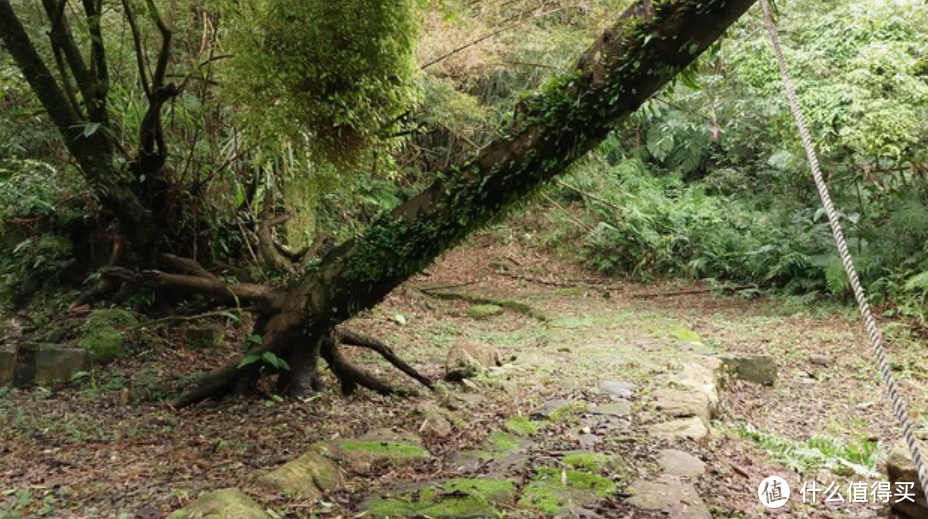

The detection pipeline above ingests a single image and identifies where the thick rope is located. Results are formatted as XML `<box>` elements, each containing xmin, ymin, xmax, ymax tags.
<box><xmin>759</xmin><ymin>0</ymin><xmax>928</xmax><ymax>499</ymax></box>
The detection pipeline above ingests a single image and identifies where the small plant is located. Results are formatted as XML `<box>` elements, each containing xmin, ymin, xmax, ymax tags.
<box><xmin>733</xmin><ymin>423</ymin><xmax>880</xmax><ymax>477</ymax></box>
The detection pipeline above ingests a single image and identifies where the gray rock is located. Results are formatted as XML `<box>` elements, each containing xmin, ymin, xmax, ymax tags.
<box><xmin>627</xmin><ymin>475</ymin><xmax>711</xmax><ymax>519</ymax></box>
<box><xmin>599</xmin><ymin>380</ymin><xmax>635</xmax><ymax>399</ymax></box>
<box><xmin>809</xmin><ymin>354</ymin><xmax>833</xmax><ymax>367</ymax></box>
<box><xmin>167</xmin><ymin>488</ymin><xmax>270</xmax><ymax>519</ymax></box>
<box><xmin>719</xmin><ymin>354</ymin><xmax>777</xmax><ymax>386</ymax></box>
<box><xmin>648</xmin><ymin>417</ymin><xmax>710</xmax><ymax>442</ymax></box>
<box><xmin>664</xmin><ymin>358</ymin><xmax>722</xmax><ymax>412</ymax></box>
<box><xmin>0</xmin><ymin>350</ymin><xmax>14</xmax><ymax>387</ymax></box>
<box><xmin>34</xmin><ymin>347</ymin><xmax>89</xmax><ymax>385</ymax></box>
<box><xmin>451</xmin><ymin>450</ymin><xmax>530</xmax><ymax>475</ymax></box>
<box><xmin>651</xmin><ymin>389</ymin><xmax>712</xmax><ymax>423</ymax></box>
<box><xmin>416</xmin><ymin>404</ymin><xmax>458</xmax><ymax>438</ymax></box>
<box><xmin>571</xmin><ymin>432</ymin><xmax>601</xmax><ymax>448</ymax></box>
<box><xmin>445</xmin><ymin>342</ymin><xmax>502</xmax><ymax>381</ymax></box>
<box><xmin>589</xmin><ymin>401</ymin><xmax>631</xmax><ymax>418</ymax></box>
<box><xmin>256</xmin><ymin>452</ymin><xmax>341</xmax><ymax>498</ymax></box>
<box><xmin>656</xmin><ymin>450</ymin><xmax>706</xmax><ymax>479</ymax></box>
<box><xmin>886</xmin><ymin>439</ymin><xmax>928</xmax><ymax>519</ymax></box>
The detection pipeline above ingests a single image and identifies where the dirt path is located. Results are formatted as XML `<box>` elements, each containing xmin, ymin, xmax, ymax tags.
<box><xmin>2</xmin><ymin>237</ymin><xmax>925</xmax><ymax>518</ymax></box>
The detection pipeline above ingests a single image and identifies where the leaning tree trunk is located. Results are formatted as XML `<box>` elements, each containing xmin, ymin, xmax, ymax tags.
<box><xmin>108</xmin><ymin>0</ymin><xmax>758</xmax><ymax>406</ymax></box>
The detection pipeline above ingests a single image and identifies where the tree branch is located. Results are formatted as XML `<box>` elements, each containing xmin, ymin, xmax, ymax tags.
<box><xmin>101</xmin><ymin>267</ymin><xmax>282</xmax><ymax>308</ymax></box>
<box><xmin>120</xmin><ymin>0</ymin><xmax>152</xmax><ymax>100</ymax></box>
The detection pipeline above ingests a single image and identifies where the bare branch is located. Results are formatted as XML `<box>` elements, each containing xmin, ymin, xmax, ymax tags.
<box><xmin>101</xmin><ymin>267</ymin><xmax>281</xmax><ymax>308</ymax></box>
<box><xmin>120</xmin><ymin>0</ymin><xmax>152</xmax><ymax>99</ymax></box>
<box><xmin>41</xmin><ymin>0</ymin><xmax>94</xmax><ymax>103</ymax></box>
<box><xmin>257</xmin><ymin>192</ymin><xmax>297</xmax><ymax>274</ymax></box>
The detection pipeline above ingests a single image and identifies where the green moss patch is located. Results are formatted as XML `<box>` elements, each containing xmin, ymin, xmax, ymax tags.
<box><xmin>504</xmin><ymin>415</ymin><xmax>541</xmax><ymax>437</ymax></box>
<box><xmin>77</xmin><ymin>309</ymin><xmax>138</xmax><ymax>363</ymax></box>
<box><xmin>366</xmin><ymin>478</ymin><xmax>516</xmax><ymax>518</ymax></box>
<box><xmin>467</xmin><ymin>304</ymin><xmax>504</xmax><ymax>319</ymax></box>
<box><xmin>548</xmin><ymin>401</ymin><xmax>587</xmax><ymax>422</ymax></box>
<box><xmin>485</xmin><ymin>431</ymin><xmax>529</xmax><ymax>452</ymax></box>
<box><xmin>338</xmin><ymin>440</ymin><xmax>430</xmax><ymax>459</ymax></box>
<box><xmin>561</xmin><ymin>451</ymin><xmax>626</xmax><ymax>474</ymax></box>
<box><xmin>518</xmin><ymin>468</ymin><xmax>617</xmax><ymax>515</ymax></box>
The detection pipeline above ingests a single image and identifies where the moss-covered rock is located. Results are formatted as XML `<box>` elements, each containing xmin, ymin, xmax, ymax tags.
<box><xmin>503</xmin><ymin>415</ymin><xmax>541</xmax><ymax>437</ymax></box>
<box><xmin>366</xmin><ymin>478</ymin><xmax>516</xmax><ymax>519</ymax></box>
<box><xmin>466</xmin><ymin>304</ymin><xmax>504</xmax><ymax>319</ymax></box>
<box><xmin>313</xmin><ymin>433</ymin><xmax>431</xmax><ymax>471</ymax></box>
<box><xmin>77</xmin><ymin>309</ymin><xmax>138</xmax><ymax>363</ymax></box>
<box><xmin>518</xmin><ymin>468</ymin><xmax>617</xmax><ymax>515</ymax></box>
<box><xmin>560</xmin><ymin>451</ymin><xmax>626</xmax><ymax>474</ymax></box>
<box><xmin>484</xmin><ymin>430</ymin><xmax>531</xmax><ymax>453</ymax></box>
<box><xmin>167</xmin><ymin>488</ymin><xmax>270</xmax><ymax>519</ymax></box>
<box><xmin>256</xmin><ymin>452</ymin><xmax>342</xmax><ymax>498</ymax></box>
<box><xmin>183</xmin><ymin>324</ymin><xmax>226</xmax><ymax>349</ymax></box>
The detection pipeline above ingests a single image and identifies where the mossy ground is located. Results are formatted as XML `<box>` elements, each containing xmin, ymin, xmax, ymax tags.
<box><xmin>467</xmin><ymin>304</ymin><xmax>504</xmax><ymax>319</ymax></box>
<box><xmin>337</xmin><ymin>440</ymin><xmax>430</xmax><ymax>459</ymax></box>
<box><xmin>485</xmin><ymin>430</ymin><xmax>526</xmax><ymax>452</ymax></box>
<box><xmin>518</xmin><ymin>468</ymin><xmax>617</xmax><ymax>514</ymax></box>
<box><xmin>367</xmin><ymin>478</ymin><xmax>516</xmax><ymax>518</ymax></box>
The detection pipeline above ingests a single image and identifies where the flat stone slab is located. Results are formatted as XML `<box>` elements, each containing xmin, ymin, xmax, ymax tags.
<box><xmin>365</xmin><ymin>478</ymin><xmax>517</xmax><ymax>518</ymax></box>
<box><xmin>167</xmin><ymin>488</ymin><xmax>270</xmax><ymax>519</ymax></box>
<box><xmin>451</xmin><ymin>450</ymin><xmax>530</xmax><ymax>475</ymax></box>
<box><xmin>589</xmin><ymin>401</ymin><xmax>631</xmax><ymax>417</ymax></box>
<box><xmin>651</xmin><ymin>388</ymin><xmax>712</xmax><ymax>423</ymax></box>
<box><xmin>34</xmin><ymin>347</ymin><xmax>89</xmax><ymax>385</ymax></box>
<box><xmin>648</xmin><ymin>417</ymin><xmax>709</xmax><ymax>442</ymax></box>
<box><xmin>519</xmin><ymin>468</ymin><xmax>617</xmax><ymax>515</ymax></box>
<box><xmin>0</xmin><ymin>350</ymin><xmax>14</xmax><ymax>387</ymax></box>
<box><xmin>656</xmin><ymin>450</ymin><xmax>706</xmax><ymax>480</ymax></box>
<box><xmin>256</xmin><ymin>451</ymin><xmax>341</xmax><ymax>498</ymax></box>
<box><xmin>627</xmin><ymin>476</ymin><xmax>711</xmax><ymax>519</ymax></box>
<box><xmin>599</xmin><ymin>380</ymin><xmax>635</xmax><ymax>399</ymax></box>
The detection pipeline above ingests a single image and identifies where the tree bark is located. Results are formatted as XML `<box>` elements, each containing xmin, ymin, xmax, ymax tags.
<box><xmin>169</xmin><ymin>0</ymin><xmax>758</xmax><ymax>406</ymax></box>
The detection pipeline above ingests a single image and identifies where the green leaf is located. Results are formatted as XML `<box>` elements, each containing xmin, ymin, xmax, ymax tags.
<box><xmin>237</xmin><ymin>353</ymin><xmax>261</xmax><ymax>369</ymax></box>
<box><xmin>83</xmin><ymin>122</ymin><xmax>101</xmax><ymax>138</ymax></box>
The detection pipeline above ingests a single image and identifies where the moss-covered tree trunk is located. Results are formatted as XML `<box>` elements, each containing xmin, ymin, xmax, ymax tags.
<box><xmin>157</xmin><ymin>0</ymin><xmax>758</xmax><ymax>406</ymax></box>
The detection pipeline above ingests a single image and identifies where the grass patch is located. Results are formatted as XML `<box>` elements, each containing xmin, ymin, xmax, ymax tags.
<box><xmin>504</xmin><ymin>415</ymin><xmax>540</xmax><ymax>437</ymax></box>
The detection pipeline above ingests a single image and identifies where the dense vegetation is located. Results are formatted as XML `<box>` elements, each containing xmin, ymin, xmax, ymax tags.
<box><xmin>545</xmin><ymin>0</ymin><xmax>928</xmax><ymax>326</ymax></box>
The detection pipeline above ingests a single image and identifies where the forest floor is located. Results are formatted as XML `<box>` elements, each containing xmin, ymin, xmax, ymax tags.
<box><xmin>2</xmin><ymin>230</ymin><xmax>927</xmax><ymax>519</ymax></box>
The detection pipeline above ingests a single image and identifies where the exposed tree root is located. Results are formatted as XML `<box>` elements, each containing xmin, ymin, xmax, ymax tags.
<box><xmin>336</xmin><ymin>328</ymin><xmax>433</xmax><ymax>389</ymax></box>
<box><xmin>322</xmin><ymin>336</ymin><xmax>398</xmax><ymax>396</ymax></box>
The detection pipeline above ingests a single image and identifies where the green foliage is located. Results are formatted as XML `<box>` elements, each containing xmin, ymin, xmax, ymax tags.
<box><xmin>542</xmin><ymin>0</ymin><xmax>928</xmax><ymax>328</ymax></box>
<box><xmin>734</xmin><ymin>424</ymin><xmax>880</xmax><ymax>477</ymax></box>
<box><xmin>218</xmin><ymin>0</ymin><xmax>420</xmax><ymax>166</ymax></box>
